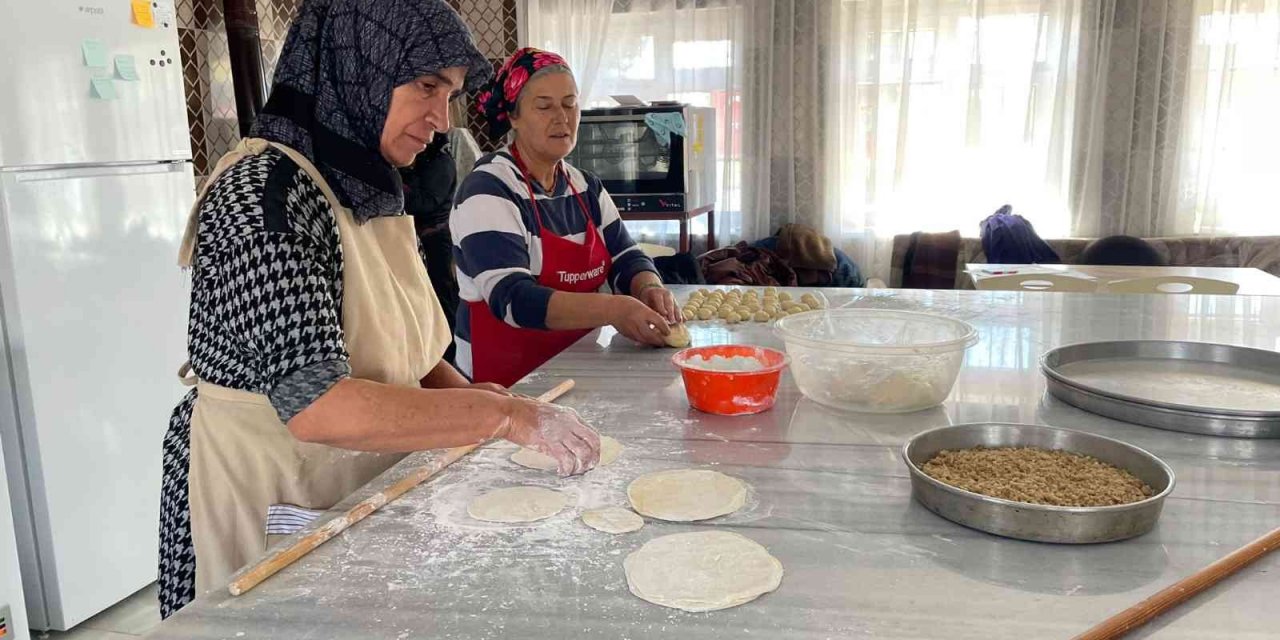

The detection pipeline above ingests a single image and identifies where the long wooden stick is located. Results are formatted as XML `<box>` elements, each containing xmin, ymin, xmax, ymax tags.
<box><xmin>1073</xmin><ymin>525</ymin><xmax>1280</xmax><ymax>640</ymax></box>
<box><xmin>227</xmin><ymin>379</ymin><xmax>576</xmax><ymax>597</ymax></box>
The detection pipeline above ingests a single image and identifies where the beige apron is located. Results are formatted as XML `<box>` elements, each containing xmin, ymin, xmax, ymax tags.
<box><xmin>176</xmin><ymin>138</ymin><xmax>450</xmax><ymax>593</ymax></box>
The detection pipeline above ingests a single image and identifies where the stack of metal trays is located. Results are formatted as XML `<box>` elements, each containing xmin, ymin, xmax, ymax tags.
<box><xmin>1041</xmin><ymin>340</ymin><xmax>1280</xmax><ymax>438</ymax></box>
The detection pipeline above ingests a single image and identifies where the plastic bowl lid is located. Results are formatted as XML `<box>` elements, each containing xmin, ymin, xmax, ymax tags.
<box><xmin>773</xmin><ymin>308</ymin><xmax>978</xmax><ymax>355</ymax></box>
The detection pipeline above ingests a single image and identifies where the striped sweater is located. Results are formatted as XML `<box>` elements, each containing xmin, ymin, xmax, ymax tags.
<box><xmin>450</xmin><ymin>148</ymin><xmax>657</xmax><ymax>378</ymax></box>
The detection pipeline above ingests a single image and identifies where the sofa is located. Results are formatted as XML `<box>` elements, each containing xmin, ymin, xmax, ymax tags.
<box><xmin>889</xmin><ymin>233</ymin><xmax>1280</xmax><ymax>289</ymax></box>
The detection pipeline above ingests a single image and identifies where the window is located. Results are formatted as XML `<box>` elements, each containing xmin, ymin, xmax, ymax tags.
<box><xmin>1179</xmin><ymin>5</ymin><xmax>1280</xmax><ymax>235</ymax></box>
<box><xmin>827</xmin><ymin>1</ymin><xmax>1080</xmax><ymax>241</ymax></box>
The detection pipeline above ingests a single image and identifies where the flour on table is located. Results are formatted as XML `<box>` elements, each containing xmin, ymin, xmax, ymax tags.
<box><xmin>581</xmin><ymin>506</ymin><xmax>645</xmax><ymax>534</ymax></box>
<box><xmin>627</xmin><ymin>469</ymin><xmax>747</xmax><ymax>521</ymax></box>
<box><xmin>467</xmin><ymin>486</ymin><xmax>569</xmax><ymax>523</ymax></box>
<box><xmin>511</xmin><ymin>435</ymin><xmax>624</xmax><ymax>472</ymax></box>
<box><xmin>623</xmin><ymin>530</ymin><xmax>783</xmax><ymax>612</ymax></box>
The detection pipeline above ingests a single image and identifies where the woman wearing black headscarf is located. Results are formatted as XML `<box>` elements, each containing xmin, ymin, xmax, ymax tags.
<box><xmin>158</xmin><ymin>0</ymin><xmax>600</xmax><ymax>617</ymax></box>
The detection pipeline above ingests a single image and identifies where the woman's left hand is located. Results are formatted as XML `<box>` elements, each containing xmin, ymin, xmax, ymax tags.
<box><xmin>466</xmin><ymin>382</ymin><xmax>515</xmax><ymax>396</ymax></box>
<box><xmin>638</xmin><ymin>285</ymin><xmax>680</xmax><ymax>325</ymax></box>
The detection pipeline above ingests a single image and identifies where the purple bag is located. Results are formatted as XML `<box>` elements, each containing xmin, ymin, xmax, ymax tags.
<box><xmin>980</xmin><ymin>205</ymin><xmax>1061</xmax><ymax>264</ymax></box>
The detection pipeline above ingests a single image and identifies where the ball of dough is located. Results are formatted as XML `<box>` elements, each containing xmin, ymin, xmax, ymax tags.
<box><xmin>665</xmin><ymin>323</ymin><xmax>692</xmax><ymax>348</ymax></box>
<box><xmin>752</xmin><ymin>311</ymin><xmax>770</xmax><ymax>322</ymax></box>
<box><xmin>717</xmin><ymin>308</ymin><xmax>735</xmax><ymax>320</ymax></box>
<box><xmin>779</xmin><ymin>292</ymin><xmax>793</xmax><ymax>302</ymax></box>
<box><xmin>806</xmin><ymin>302</ymin><xmax>822</xmax><ymax>311</ymax></box>
<box><xmin>725</xmin><ymin>312</ymin><xmax>741</xmax><ymax>323</ymax></box>
<box><xmin>764</xmin><ymin>286</ymin><xmax>778</xmax><ymax>294</ymax></box>
<box><xmin>682</xmin><ymin>310</ymin><xmax>695</xmax><ymax>322</ymax></box>
<box><xmin>696</xmin><ymin>309</ymin><xmax>714</xmax><ymax>321</ymax></box>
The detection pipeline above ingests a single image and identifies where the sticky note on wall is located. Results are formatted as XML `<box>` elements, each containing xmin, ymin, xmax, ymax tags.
<box><xmin>82</xmin><ymin>39</ymin><xmax>108</xmax><ymax>68</ymax></box>
<box><xmin>115</xmin><ymin>55</ymin><xmax>139</xmax><ymax>81</ymax></box>
<box><xmin>132</xmin><ymin>0</ymin><xmax>155</xmax><ymax>28</ymax></box>
<box><xmin>90</xmin><ymin>76</ymin><xmax>118</xmax><ymax>100</ymax></box>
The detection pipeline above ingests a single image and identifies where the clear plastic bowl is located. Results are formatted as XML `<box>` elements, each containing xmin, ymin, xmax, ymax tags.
<box><xmin>773</xmin><ymin>309</ymin><xmax>978</xmax><ymax>413</ymax></box>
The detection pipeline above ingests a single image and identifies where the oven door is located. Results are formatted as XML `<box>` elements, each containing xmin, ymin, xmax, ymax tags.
<box><xmin>569</xmin><ymin>115</ymin><xmax>685</xmax><ymax>195</ymax></box>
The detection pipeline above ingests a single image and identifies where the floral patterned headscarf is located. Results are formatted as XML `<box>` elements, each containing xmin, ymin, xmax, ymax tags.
<box><xmin>476</xmin><ymin>47</ymin><xmax>572</xmax><ymax>139</ymax></box>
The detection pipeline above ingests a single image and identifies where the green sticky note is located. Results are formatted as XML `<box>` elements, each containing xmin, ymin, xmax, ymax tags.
<box><xmin>82</xmin><ymin>39</ymin><xmax>108</xmax><ymax>68</ymax></box>
<box><xmin>90</xmin><ymin>76</ymin><xmax>117</xmax><ymax>100</ymax></box>
<box><xmin>115</xmin><ymin>55</ymin><xmax>139</xmax><ymax>81</ymax></box>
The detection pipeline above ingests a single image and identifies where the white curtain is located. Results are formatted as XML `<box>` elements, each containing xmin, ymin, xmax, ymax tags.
<box><xmin>524</xmin><ymin>0</ymin><xmax>1280</xmax><ymax>279</ymax></box>
<box><xmin>1177</xmin><ymin>0</ymin><xmax>1280</xmax><ymax>236</ymax></box>
<box><xmin>811</xmin><ymin>0</ymin><xmax>1088</xmax><ymax>279</ymax></box>
<box><xmin>525</xmin><ymin>0</ymin><xmax>746</xmax><ymax>248</ymax></box>
<box><xmin>525</xmin><ymin>0</ymin><xmax>617</xmax><ymax>98</ymax></box>
<box><xmin>1069</xmin><ymin>0</ymin><xmax>1280</xmax><ymax>239</ymax></box>
<box><xmin>739</xmin><ymin>1</ymin><xmax>833</xmax><ymax>245</ymax></box>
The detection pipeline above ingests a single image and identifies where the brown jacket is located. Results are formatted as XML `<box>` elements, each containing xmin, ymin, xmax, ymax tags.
<box><xmin>699</xmin><ymin>242</ymin><xmax>798</xmax><ymax>287</ymax></box>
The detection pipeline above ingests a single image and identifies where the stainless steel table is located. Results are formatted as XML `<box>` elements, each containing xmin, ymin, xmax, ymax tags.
<box><xmin>150</xmin><ymin>288</ymin><xmax>1280</xmax><ymax>639</ymax></box>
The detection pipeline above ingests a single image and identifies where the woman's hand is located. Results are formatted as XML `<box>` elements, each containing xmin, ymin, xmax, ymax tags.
<box><xmin>609</xmin><ymin>296</ymin><xmax>669</xmax><ymax>347</ymax></box>
<box><xmin>638</xmin><ymin>284</ymin><xmax>680</xmax><ymax>325</ymax></box>
<box><xmin>501</xmin><ymin>398</ymin><xmax>601</xmax><ymax>476</ymax></box>
<box><xmin>466</xmin><ymin>381</ymin><xmax>514</xmax><ymax>396</ymax></box>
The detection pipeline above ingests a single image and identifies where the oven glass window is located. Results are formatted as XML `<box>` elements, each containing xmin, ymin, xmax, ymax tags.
<box><xmin>571</xmin><ymin>120</ymin><xmax>672</xmax><ymax>182</ymax></box>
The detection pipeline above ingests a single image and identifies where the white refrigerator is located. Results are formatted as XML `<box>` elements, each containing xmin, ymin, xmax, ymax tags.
<box><xmin>0</xmin><ymin>0</ymin><xmax>192</xmax><ymax>631</ymax></box>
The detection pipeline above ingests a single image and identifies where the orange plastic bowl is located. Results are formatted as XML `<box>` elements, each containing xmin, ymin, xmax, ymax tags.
<box><xmin>671</xmin><ymin>345</ymin><xmax>790</xmax><ymax>416</ymax></box>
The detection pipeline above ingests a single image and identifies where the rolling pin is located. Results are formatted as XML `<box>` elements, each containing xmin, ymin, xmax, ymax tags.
<box><xmin>227</xmin><ymin>378</ymin><xmax>576</xmax><ymax>596</ymax></box>
<box><xmin>1073</xmin><ymin>524</ymin><xmax>1280</xmax><ymax>639</ymax></box>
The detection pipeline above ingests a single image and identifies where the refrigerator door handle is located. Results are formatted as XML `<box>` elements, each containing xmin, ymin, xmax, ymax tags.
<box><xmin>10</xmin><ymin>163</ymin><xmax>190</xmax><ymax>184</ymax></box>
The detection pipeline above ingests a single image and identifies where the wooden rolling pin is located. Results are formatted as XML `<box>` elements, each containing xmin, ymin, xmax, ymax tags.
<box><xmin>1073</xmin><ymin>524</ymin><xmax>1280</xmax><ymax>640</ymax></box>
<box><xmin>228</xmin><ymin>378</ymin><xmax>576</xmax><ymax>597</ymax></box>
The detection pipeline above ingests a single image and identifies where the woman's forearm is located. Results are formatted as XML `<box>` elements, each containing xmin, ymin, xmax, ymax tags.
<box><xmin>420</xmin><ymin>359</ymin><xmax>471</xmax><ymax>389</ymax></box>
<box><xmin>628</xmin><ymin>270</ymin><xmax>663</xmax><ymax>297</ymax></box>
<box><xmin>287</xmin><ymin>378</ymin><xmax>513</xmax><ymax>452</ymax></box>
<box><xmin>543</xmin><ymin>291</ymin><xmax>622</xmax><ymax>330</ymax></box>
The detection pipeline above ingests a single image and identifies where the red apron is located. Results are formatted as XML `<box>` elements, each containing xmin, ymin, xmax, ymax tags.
<box><xmin>468</xmin><ymin>148</ymin><xmax>613</xmax><ymax>387</ymax></box>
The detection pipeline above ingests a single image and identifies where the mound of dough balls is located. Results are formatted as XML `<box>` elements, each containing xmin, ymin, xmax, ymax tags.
<box><xmin>680</xmin><ymin>288</ymin><xmax>823</xmax><ymax>323</ymax></box>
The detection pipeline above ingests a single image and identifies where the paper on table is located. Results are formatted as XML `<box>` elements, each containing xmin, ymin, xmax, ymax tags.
<box><xmin>971</xmin><ymin>266</ymin><xmax>1097</xmax><ymax>280</ymax></box>
<box><xmin>81</xmin><ymin>39</ymin><xmax>109</xmax><ymax>68</ymax></box>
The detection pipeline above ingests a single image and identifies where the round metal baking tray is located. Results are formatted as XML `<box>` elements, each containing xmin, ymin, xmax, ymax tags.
<box><xmin>902</xmin><ymin>423</ymin><xmax>1175</xmax><ymax>544</ymax></box>
<box><xmin>1041</xmin><ymin>340</ymin><xmax>1280</xmax><ymax>438</ymax></box>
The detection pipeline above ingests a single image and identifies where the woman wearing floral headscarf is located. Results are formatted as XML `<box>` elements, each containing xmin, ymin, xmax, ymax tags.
<box><xmin>452</xmin><ymin>48</ymin><xmax>680</xmax><ymax>387</ymax></box>
<box><xmin>157</xmin><ymin>2</ymin><xmax>601</xmax><ymax>617</ymax></box>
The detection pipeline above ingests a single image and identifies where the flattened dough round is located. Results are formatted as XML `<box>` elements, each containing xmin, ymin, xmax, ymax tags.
<box><xmin>624</xmin><ymin>531</ymin><xmax>783</xmax><ymax>612</ymax></box>
<box><xmin>581</xmin><ymin>507</ymin><xmax>645</xmax><ymax>534</ymax></box>
<box><xmin>664</xmin><ymin>323</ymin><xmax>691</xmax><ymax>348</ymax></box>
<box><xmin>467</xmin><ymin>487</ymin><xmax>568</xmax><ymax>523</ymax></box>
<box><xmin>627</xmin><ymin>469</ymin><xmax>747</xmax><ymax>522</ymax></box>
<box><xmin>510</xmin><ymin>435</ymin><xmax>623</xmax><ymax>472</ymax></box>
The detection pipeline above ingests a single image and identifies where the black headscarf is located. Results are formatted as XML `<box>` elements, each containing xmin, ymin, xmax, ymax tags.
<box><xmin>252</xmin><ymin>0</ymin><xmax>491</xmax><ymax>222</ymax></box>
